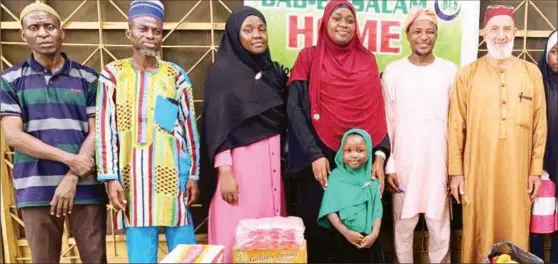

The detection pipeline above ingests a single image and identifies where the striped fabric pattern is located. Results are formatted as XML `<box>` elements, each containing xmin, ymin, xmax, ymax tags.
<box><xmin>95</xmin><ymin>58</ymin><xmax>199</xmax><ymax>228</ymax></box>
<box><xmin>0</xmin><ymin>53</ymin><xmax>104</xmax><ymax>208</ymax></box>
<box><xmin>531</xmin><ymin>171</ymin><xmax>557</xmax><ymax>234</ymax></box>
<box><xmin>160</xmin><ymin>244</ymin><xmax>225</xmax><ymax>263</ymax></box>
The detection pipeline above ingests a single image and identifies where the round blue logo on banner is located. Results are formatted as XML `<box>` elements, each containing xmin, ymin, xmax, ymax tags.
<box><xmin>435</xmin><ymin>0</ymin><xmax>461</xmax><ymax>21</ymax></box>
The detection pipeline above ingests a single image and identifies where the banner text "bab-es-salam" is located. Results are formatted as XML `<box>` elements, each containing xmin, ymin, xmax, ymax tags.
<box><xmin>261</xmin><ymin>0</ymin><xmax>436</xmax><ymax>54</ymax></box>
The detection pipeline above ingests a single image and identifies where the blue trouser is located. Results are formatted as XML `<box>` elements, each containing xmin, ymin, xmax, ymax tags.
<box><xmin>125</xmin><ymin>212</ymin><xmax>196</xmax><ymax>263</ymax></box>
<box><xmin>531</xmin><ymin>232</ymin><xmax>558</xmax><ymax>263</ymax></box>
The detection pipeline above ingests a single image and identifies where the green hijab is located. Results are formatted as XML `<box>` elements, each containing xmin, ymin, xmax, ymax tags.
<box><xmin>317</xmin><ymin>129</ymin><xmax>383</xmax><ymax>234</ymax></box>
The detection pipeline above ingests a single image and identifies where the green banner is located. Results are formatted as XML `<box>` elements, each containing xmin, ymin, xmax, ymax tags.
<box><xmin>244</xmin><ymin>0</ymin><xmax>480</xmax><ymax>71</ymax></box>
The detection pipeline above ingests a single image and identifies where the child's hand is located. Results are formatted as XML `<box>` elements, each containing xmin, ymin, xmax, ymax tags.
<box><xmin>359</xmin><ymin>233</ymin><xmax>378</xmax><ymax>249</ymax></box>
<box><xmin>342</xmin><ymin>230</ymin><xmax>364</xmax><ymax>247</ymax></box>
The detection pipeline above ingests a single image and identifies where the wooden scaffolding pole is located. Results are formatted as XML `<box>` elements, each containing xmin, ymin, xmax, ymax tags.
<box><xmin>1</xmin><ymin>117</ymin><xmax>19</xmax><ymax>264</ymax></box>
<box><xmin>1</xmin><ymin>21</ymin><xmax>226</xmax><ymax>31</ymax></box>
<box><xmin>522</xmin><ymin>0</ymin><xmax>530</xmax><ymax>60</ymax></box>
<box><xmin>0</xmin><ymin>0</ymin><xmax>4</xmax><ymax>260</ymax></box>
<box><xmin>0</xmin><ymin>1</ymin><xmax>20</xmax><ymax>261</ymax></box>
<box><xmin>0</xmin><ymin>2</ymin><xmax>10</xmax><ymax>261</ymax></box>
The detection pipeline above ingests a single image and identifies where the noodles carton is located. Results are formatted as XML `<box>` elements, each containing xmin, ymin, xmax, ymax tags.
<box><xmin>233</xmin><ymin>241</ymin><xmax>307</xmax><ymax>263</ymax></box>
<box><xmin>232</xmin><ymin>216</ymin><xmax>307</xmax><ymax>263</ymax></box>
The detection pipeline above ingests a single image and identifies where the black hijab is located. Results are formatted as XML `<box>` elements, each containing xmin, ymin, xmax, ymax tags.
<box><xmin>199</xmin><ymin>6</ymin><xmax>289</xmax><ymax>209</ymax></box>
<box><xmin>540</xmin><ymin>30</ymin><xmax>558</xmax><ymax>185</ymax></box>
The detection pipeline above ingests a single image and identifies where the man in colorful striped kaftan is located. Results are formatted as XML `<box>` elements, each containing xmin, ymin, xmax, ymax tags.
<box><xmin>95</xmin><ymin>1</ymin><xmax>200</xmax><ymax>262</ymax></box>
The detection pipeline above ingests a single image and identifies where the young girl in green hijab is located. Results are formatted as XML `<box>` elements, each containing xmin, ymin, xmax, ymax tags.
<box><xmin>317</xmin><ymin>129</ymin><xmax>384</xmax><ymax>262</ymax></box>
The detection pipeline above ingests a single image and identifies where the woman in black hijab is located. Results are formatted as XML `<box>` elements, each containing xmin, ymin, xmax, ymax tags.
<box><xmin>530</xmin><ymin>29</ymin><xmax>558</xmax><ymax>262</ymax></box>
<box><xmin>199</xmin><ymin>6</ymin><xmax>289</xmax><ymax>263</ymax></box>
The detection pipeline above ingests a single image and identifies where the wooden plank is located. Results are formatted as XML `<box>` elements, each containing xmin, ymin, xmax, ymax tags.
<box><xmin>1</xmin><ymin>21</ymin><xmax>226</xmax><ymax>31</ymax></box>
<box><xmin>0</xmin><ymin>4</ymin><xmax>16</xmax><ymax>256</ymax></box>
<box><xmin>0</xmin><ymin>1</ymin><xmax>4</xmax><ymax>261</ymax></box>
<box><xmin>0</xmin><ymin>25</ymin><xmax>548</xmax><ymax>38</ymax></box>
<box><xmin>15</xmin><ymin>233</ymin><xmax>208</xmax><ymax>263</ymax></box>
<box><xmin>0</xmin><ymin>0</ymin><xmax>2</xmax><ymax>72</ymax></box>
<box><xmin>60</xmin><ymin>222</ymin><xmax>74</xmax><ymax>263</ymax></box>
<box><xmin>478</xmin><ymin>29</ymin><xmax>553</xmax><ymax>38</ymax></box>
<box><xmin>1</xmin><ymin>133</ymin><xmax>18</xmax><ymax>263</ymax></box>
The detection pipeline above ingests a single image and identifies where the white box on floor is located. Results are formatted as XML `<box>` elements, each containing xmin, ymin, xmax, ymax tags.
<box><xmin>160</xmin><ymin>244</ymin><xmax>225</xmax><ymax>263</ymax></box>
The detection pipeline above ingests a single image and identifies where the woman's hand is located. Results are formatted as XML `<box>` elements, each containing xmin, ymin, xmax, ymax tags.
<box><xmin>312</xmin><ymin>157</ymin><xmax>331</xmax><ymax>189</ymax></box>
<box><xmin>218</xmin><ymin>166</ymin><xmax>239</xmax><ymax>205</ymax></box>
<box><xmin>372</xmin><ymin>156</ymin><xmax>385</xmax><ymax>194</ymax></box>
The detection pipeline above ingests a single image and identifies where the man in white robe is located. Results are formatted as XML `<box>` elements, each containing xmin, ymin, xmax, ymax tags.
<box><xmin>382</xmin><ymin>7</ymin><xmax>457</xmax><ymax>263</ymax></box>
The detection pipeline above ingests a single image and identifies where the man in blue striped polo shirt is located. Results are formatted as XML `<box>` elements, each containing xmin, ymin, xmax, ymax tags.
<box><xmin>0</xmin><ymin>3</ymin><xmax>106</xmax><ymax>263</ymax></box>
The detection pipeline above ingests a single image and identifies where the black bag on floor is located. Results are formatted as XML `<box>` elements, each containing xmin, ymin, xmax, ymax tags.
<box><xmin>484</xmin><ymin>240</ymin><xmax>543</xmax><ymax>264</ymax></box>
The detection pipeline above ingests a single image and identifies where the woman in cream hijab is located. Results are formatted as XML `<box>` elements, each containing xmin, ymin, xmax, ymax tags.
<box><xmin>530</xmin><ymin>30</ymin><xmax>558</xmax><ymax>262</ymax></box>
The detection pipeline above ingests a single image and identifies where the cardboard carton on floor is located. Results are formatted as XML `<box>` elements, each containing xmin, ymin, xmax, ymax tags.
<box><xmin>160</xmin><ymin>244</ymin><xmax>225</xmax><ymax>263</ymax></box>
<box><xmin>233</xmin><ymin>241</ymin><xmax>307</xmax><ymax>263</ymax></box>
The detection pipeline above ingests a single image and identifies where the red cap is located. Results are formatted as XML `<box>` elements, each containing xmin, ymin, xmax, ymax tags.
<box><xmin>484</xmin><ymin>5</ymin><xmax>515</xmax><ymax>27</ymax></box>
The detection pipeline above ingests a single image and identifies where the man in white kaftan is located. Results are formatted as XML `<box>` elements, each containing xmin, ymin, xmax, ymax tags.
<box><xmin>382</xmin><ymin>7</ymin><xmax>457</xmax><ymax>263</ymax></box>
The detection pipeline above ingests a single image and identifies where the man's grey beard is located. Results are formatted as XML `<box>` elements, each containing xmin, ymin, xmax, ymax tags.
<box><xmin>140</xmin><ymin>48</ymin><xmax>158</xmax><ymax>57</ymax></box>
<box><xmin>487</xmin><ymin>40</ymin><xmax>514</xmax><ymax>60</ymax></box>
